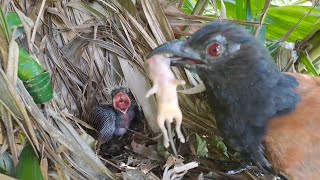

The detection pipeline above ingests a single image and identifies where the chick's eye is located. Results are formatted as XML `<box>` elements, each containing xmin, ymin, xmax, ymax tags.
<box><xmin>208</xmin><ymin>43</ymin><xmax>221</xmax><ymax>57</ymax></box>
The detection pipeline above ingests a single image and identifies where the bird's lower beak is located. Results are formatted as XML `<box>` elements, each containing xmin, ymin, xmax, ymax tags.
<box><xmin>147</xmin><ymin>40</ymin><xmax>205</xmax><ymax>67</ymax></box>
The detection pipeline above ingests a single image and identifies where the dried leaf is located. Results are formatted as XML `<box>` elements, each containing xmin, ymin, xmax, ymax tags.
<box><xmin>131</xmin><ymin>140</ymin><xmax>161</xmax><ymax>161</ymax></box>
<box><xmin>220</xmin><ymin>0</ymin><xmax>227</xmax><ymax>19</ymax></box>
<box><xmin>140</xmin><ymin>0</ymin><xmax>175</xmax><ymax>44</ymax></box>
<box><xmin>7</xmin><ymin>30</ymin><xmax>19</xmax><ymax>87</ymax></box>
<box><xmin>66</xmin><ymin>2</ymin><xmax>108</xmax><ymax>22</ymax></box>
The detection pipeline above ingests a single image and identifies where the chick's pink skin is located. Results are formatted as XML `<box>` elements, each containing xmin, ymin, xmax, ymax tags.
<box><xmin>113</xmin><ymin>92</ymin><xmax>131</xmax><ymax>114</ymax></box>
<box><xmin>145</xmin><ymin>55</ymin><xmax>185</xmax><ymax>147</ymax></box>
<box><xmin>112</xmin><ymin>91</ymin><xmax>135</xmax><ymax>136</ymax></box>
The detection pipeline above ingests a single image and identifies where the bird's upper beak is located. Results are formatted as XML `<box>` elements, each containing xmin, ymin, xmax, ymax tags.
<box><xmin>146</xmin><ymin>40</ymin><xmax>205</xmax><ymax>67</ymax></box>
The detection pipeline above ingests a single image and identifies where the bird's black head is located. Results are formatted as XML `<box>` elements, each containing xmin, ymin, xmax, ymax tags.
<box><xmin>147</xmin><ymin>21</ymin><xmax>270</xmax><ymax>71</ymax></box>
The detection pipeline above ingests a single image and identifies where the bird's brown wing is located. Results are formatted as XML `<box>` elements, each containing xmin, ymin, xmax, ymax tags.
<box><xmin>265</xmin><ymin>72</ymin><xmax>320</xmax><ymax>180</ymax></box>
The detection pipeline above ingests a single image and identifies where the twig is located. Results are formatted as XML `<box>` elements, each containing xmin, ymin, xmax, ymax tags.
<box><xmin>30</xmin><ymin>0</ymin><xmax>47</xmax><ymax>47</ymax></box>
<box><xmin>166</xmin><ymin>121</ymin><xmax>178</xmax><ymax>156</ymax></box>
<box><xmin>254</xmin><ymin>0</ymin><xmax>271</xmax><ymax>38</ymax></box>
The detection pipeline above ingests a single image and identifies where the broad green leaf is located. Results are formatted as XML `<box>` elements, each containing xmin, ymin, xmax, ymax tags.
<box><xmin>266</xmin><ymin>6</ymin><xmax>320</xmax><ymax>41</ymax></box>
<box><xmin>296</xmin><ymin>30</ymin><xmax>320</xmax><ymax>73</ymax></box>
<box><xmin>18</xmin><ymin>48</ymin><xmax>44</xmax><ymax>81</ymax></box>
<box><xmin>6</xmin><ymin>12</ymin><xmax>22</xmax><ymax>29</ymax></box>
<box><xmin>298</xmin><ymin>52</ymin><xmax>319</xmax><ymax>76</ymax></box>
<box><xmin>251</xmin><ymin>0</ymin><xmax>265</xmax><ymax>19</ymax></box>
<box><xmin>245</xmin><ymin>0</ymin><xmax>255</xmax><ymax>34</ymax></box>
<box><xmin>195</xmin><ymin>134</ymin><xmax>208</xmax><ymax>157</ymax></box>
<box><xmin>15</xmin><ymin>143</ymin><xmax>44</xmax><ymax>180</ymax></box>
<box><xmin>215</xmin><ymin>0</ymin><xmax>237</xmax><ymax>19</ymax></box>
<box><xmin>4</xmin><ymin>11</ymin><xmax>53</xmax><ymax>104</ymax></box>
<box><xmin>210</xmin><ymin>135</ymin><xmax>229</xmax><ymax>158</ymax></box>
<box><xmin>182</xmin><ymin>0</ymin><xmax>196</xmax><ymax>14</ymax></box>
<box><xmin>212</xmin><ymin>2</ymin><xmax>320</xmax><ymax>42</ymax></box>
<box><xmin>6</xmin><ymin>12</ymin><xmax>24</xmax><ymax>39</ymax></box>
<box><xmin>272</xmin><ymin>0</ymin><xmax>311</xmax><ymax>6</ymax></box>
<box><xmin>236</xmin><ymin>0</ymin><xmax>246</xmax><ymax>20</ymax></box>
<box><xmin>246</xmin><ymin>0</ymin><xmax>253</xmax><ymax>22</ymax></box>
<box><xmin>24</xmin><ymin>72</ymin><xmax>54</xmax><ymax>104</ymax></box>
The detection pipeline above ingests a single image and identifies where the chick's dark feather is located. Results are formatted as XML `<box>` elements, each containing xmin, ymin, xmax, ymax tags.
<box><xmin>91</xmin><ymin>105</ymin><xmax>117</xmax><ymax>143</ymax></box>
<box><xmin>89</xmin><ymin>87</ymin><xmax>138</xmax><ymax>147</ymax></box>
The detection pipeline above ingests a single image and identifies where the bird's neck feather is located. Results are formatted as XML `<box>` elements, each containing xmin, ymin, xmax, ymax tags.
<box><xmin>198</xmin><ymin>53</ymin><xmax>300</xmax><ymax>155</ymax></box>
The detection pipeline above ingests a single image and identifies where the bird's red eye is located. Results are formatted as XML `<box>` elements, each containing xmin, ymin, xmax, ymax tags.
<box><xmin>208</xmin><ymin>43</ymin><xmax>221</xmax><ymax>56</ymax></box>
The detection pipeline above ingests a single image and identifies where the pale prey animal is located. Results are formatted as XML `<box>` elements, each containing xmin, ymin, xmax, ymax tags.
<box><xmin>146</xmin><ymin>54</ymin><xmax>186</xmax><ymax>148</ymax></box>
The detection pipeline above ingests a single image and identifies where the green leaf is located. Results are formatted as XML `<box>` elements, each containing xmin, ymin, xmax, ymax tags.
<box><xmin>6</xmin><ymin>12</ymin><xmax>23</xmax><ymax>29</ymax></box>
<box><xmin>272</xmin><ymin>0</ymin><xmax>310</xmax><ymax>6</ymax></box>
<box><xmin>251</xmin><ymin>0</ymin><xmax>265</xmax><ymax>18</ymax></box>
<box><xmin>18</xmin><ymin>48</ymin><xmax>44</xmax><ymax>81</ymax></box>
<box><xmin>156</xmin><ymin>139</ymin><xmax>170</xmax><ymax>159</ymax></box>
<box><xmin>4</xmin><ymin>12</ymin><xmax>54</xmax><ymax>104</ymax></box>
<box><xmin>182</xmin><ymin>0</ymin><xmax>196</xmax><ymax>14</ymax></box>
<box><xmin>195</xmin><ymin>133</ymin><xmax>208</xmax><ymax>157</ymax></box>
<box><xmin>210</xmin><ymin>135</ymin><xmax>229</xmax><ymax>158</ymax></box>
<box><xmin>246</xmin><ymin>0</ymin><xmax>253</xmax><ymax>22</ymax></box>
<box><xmin>24</xmin><ymin>71</ymin><xmax>54</xmax><ymax>104</ymax></box>
<box><xmin>6</xmin><ymin>12</ymin><xmax>25</xmax><ymax>39</ymax></box>
<box><xmin>3</xmin><ymin>10</ymin><xmax>53</xmax><ymax>104</ymax></box>
<box><xmin>213</xmin><ymin>2</ymin><xmax>320</xmax><ymax>42</ymax></box>
<box><xmin>215</xmin><ymin>0</ymin><xmax>237</xmax><ymax>19</ymax></box>
<box><xmin>296</xmin><ymin>30</ymin><xmax>320</xmax><ymax>73</ymax></box>
<box><xmin>298</xmin><ymin>52</ymin><xmax>319</xmax><ymax>76</ymax></box>
<box><xmin>15</xmin><ymin>143</ymin><xmax>44</xmax><ymax>180</ymax></box>
<box><xmin>266</xmin><ymin>6</ymin><xmax>320</xmax><ymax>42</ymax></box>
<box><xmin>18</xmin><ymin>47</ymin><xmax>55</xmax><ymax>103</ymax></box>
<box><xmin>236</xmin><ymin>0</ymin><xmax>246</xmax><ymax>20</ymax></box>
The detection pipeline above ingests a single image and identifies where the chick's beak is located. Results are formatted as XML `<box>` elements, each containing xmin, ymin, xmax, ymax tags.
<box><xmin>147</xmin><ymin>40</ymin><xmax>205</xmax><ymax>67</ymax></box>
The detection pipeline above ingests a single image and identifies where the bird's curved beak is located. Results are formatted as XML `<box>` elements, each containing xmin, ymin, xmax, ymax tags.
<box><xmin>147</xmin><ymin>40</ymin><xmax>205</xmax><ymax>67</ymax></box>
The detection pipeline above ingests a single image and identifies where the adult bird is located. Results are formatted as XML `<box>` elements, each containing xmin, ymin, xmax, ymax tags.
<box><xmin>147</xmin><ymin>21</ymin><xmax>320</xmax><ymax>180</ymax></box>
